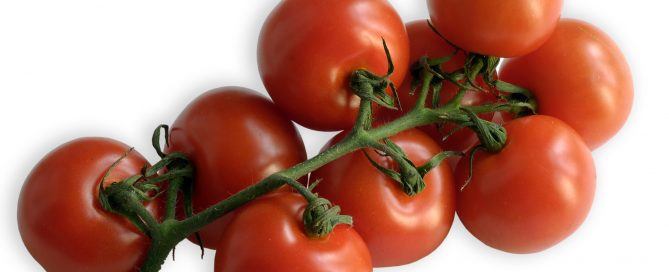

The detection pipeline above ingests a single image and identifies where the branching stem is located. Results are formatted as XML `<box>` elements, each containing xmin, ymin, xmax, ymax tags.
<box><xmin>97</xmin><ymin>44</ymin><xmax>535</xmax><ymax>271</ymax></box>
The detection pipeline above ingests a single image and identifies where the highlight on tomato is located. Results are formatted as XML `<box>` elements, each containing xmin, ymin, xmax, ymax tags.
<box><xmin>455</xmin><ymin>115</ymin><xmax>596</xmax><ymax>253</ymax></box>
<box><xmin>500</xmin><ymin>19</ymin><xmax>633</xmax><ymax>149</ymax></box>
<box><xmin>311</xmin><ymin>129</ymin><xmax>456</xmax><ymax>267</ymax></box>
<box><xmin>427</xmin><ymin>0</ymin><xmax>563</xmax><ymax>57</ymax></box>
<box><xmin>258</xmin><ymin>0</ymin><xmax>410</xmax><ymax>131</ymax></box>
<box><xmin>18</xmin><ymin>138</ymin><xmax>161</xmax><ymax>272</ymax></box>
<box><xmin>214</xmin><ymin>192</ymin><xmax>372</xmax><ymax>272</ymax></box>
<box><xmin>166</xmin><ymin>86</ymin><xmax>307</xmax><ymax>249</ymax></box>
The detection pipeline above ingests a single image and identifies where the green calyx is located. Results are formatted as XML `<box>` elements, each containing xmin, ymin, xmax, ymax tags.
<box><xmin>350</xmin><ymin>38</ymin><xmax>400</xmax><ymax>111</ymax></box>
<box><xmin>99</xmin><ymin>177</ymin><xmax>158</xmax><ymax>236</ymax></box>
<box><xmin>362</xmin><ymin>140</ymin><xmax>424</xmax><ymax>196</ymax></box>
<box><xmin>461</xmin><ymin>108</ymin><xmax>507</xmax><ymax>153</ymax></box>
<box><xmin>303</xmin><ymin>197</ymin><xmax>353</xmax><ymax>238</ymax></box>
<box><xmin>362</xmin><ymin>139</ymin><xmax>462</xmax><ymax>197</ymax></box>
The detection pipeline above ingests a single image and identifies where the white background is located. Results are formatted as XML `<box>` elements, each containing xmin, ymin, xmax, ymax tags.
<box><xmin>1</xmin><ymin>0</ymin><xmax>667</xmax><ymax>271</ymax></box>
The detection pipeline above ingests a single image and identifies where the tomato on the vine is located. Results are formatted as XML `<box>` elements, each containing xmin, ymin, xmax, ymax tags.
<box><xmin>455</xmin><ymin>115</ymin><xmax>596</xmax><ymax>253</ymax></box>
<box><xmin>18</xmin><ymin>138</ymin><xmax>161</xmax><ymax>272</ymax></box>
<box><xmin>311</xmin><ymin>129</ymin><xmax>455</xmax><ymax>267</ymax></box>
<box><xmin>214</xmin><ymin>192</ymin><xmax>372</xmax><ymax>272</ymax></box>
<box><xmin>427</xmin><ymin>0</ymin><xmax>563</xmax><ymax>57</ymax></box>
<box><xmin>258</xmin><ymin>0</ymin><xmax>410</xmax><ymax>131</ymax></box>
<box><xmin>166</xmin><ymin>86</ymin><xmax>307</xmax><ymax>249</ymax></box>
<box><xmin>500</xmin><ymin>19</ymin><xmax>633</xmax><ymax>149</ymax></box>
<box><xmin>379</xmin><ymin>20</ymin><xmax>497</xmax><ymax>168</ymax></box>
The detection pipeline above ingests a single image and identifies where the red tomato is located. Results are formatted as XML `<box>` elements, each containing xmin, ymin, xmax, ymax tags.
<box><xmin>379</xmin><ymin>20</ymin><xmax>497</xmax><ymax>168</ymax></box>
<box><xmin>166</xmin><ymin>86</ymin><xmax>306</xmax><ymax>249</ymax></box>
<box><xmin>455</xmin><ymin>115</ymin><xmax>596</xmax><ymax>253</ymax></box>
<box><xmin>311</xmin><ymin>129</ymin><xmax>455</xmax><ymax>266</ymax></box>
<box><xmin>214</xmin><ymin>192</ymin><xmax>372</xmax><ymax>272</ymax></box>
<box><xmin>18</xmin><ymin>138</ymin><xmax>161</xmax><ymax>272</ymax></box>
<box><xmin>500</xmin><ymin>19</ymin><xmax>633</xmax><ymax>149</ymax></box>
<box><xmin>427</xmin><ymin>0</ymin><xmax>563</xmax><ymax>57</ymax></box>
<box><xmin>258</xmin><ymin>0</ymin><xmax>410</xmax><ymax>131</ymax></box>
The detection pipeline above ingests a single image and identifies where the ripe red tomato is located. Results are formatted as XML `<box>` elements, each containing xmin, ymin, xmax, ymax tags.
<box><xmin>18</xmin><ymin>138</ymin><xmax>161</xmax><ymax>272</ymax></box>
<box><xmin>166</xmin><ymin>86</ymin><xmax>307</xmax><ymax>249</ymax></box>
<box><xmin>455</xmin><ymin>115</ymin><xmax>596</xmax><ymax>253</ymax></box>
<box><xmin>214</xmin><ymin>192</ymin><xmax>372</xmax><ymax>272</ymax></box>
<box><xmin>499</xmin><ymin>19</ymin><xmax>633</xmax><ymax>149</ymax></box>
<box><xmin>258</xmin><ymin>0</ymin><xmax>410</xmax><ymax>131</ymax></box>
<box><xmin>379</xmin><ymin>20</ymin><xmax>497</xmax><ymax>168</ymax></box>
<box><xmin>427</xmin><ymin>0</ymin><xmax>563</xmax><ymax>57</ymax></box>
<box><xmin>311</xmin><ymin>129</ymin><xmax>455</xmax><ymax>267</ymax></box>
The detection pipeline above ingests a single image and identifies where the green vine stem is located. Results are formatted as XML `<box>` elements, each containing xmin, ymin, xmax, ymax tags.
<box><xmin>98</xmin><ymin>41</ymin><xmax>534</xmax><ymax>271</ymax></box>
<box><xmin>136</xmin><ymin>93</ymin><xmax>516</xmax><ymax>271</ymax></box>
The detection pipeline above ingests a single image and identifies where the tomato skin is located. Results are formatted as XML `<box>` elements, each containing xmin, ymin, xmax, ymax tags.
<box><xmin>166</xmin><ymin>86</ymin><xmax>306</xmax><ymax>249</ymax></box>
<box><xmin>500</xmin><ymin>19</ymin><xmax>633</xmax><ymax>149</ymax></box>
<box><xmin>427</xmin><ymin>0</ymin><xmax>563</xmax><ymax>57</ymax></box>
<box><xmin>214</xmin><ymin>192</ymin><xmax>372</xmax><ymax>272</ymax></box>
<box><xmin>258</xmin><ymin>0</ymin><xmax>410</xmax><ymax>131</ymax></box>
<box><xmin>311</xmin><ymin>129</ymin><xmax>455</xmax><ymax>267</ymax></box>
<box><xmin>455</xmin><ymin>115</ymin><xmax>596</xmax><ymax>253</ymax></box>
<box><xmin>18</xmin><ymin>137</ymin><xmax>160</xmax><ymax>272</ymax></box>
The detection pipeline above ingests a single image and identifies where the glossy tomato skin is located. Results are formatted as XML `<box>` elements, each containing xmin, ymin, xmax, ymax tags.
<box><xmin>258</xmin><ymin>0</ymin><xmax>410</xmax><ymax>131</ymax></box>
<box><xmin>214</xmin><ymin>192</ymin><xmax>372</xmax><ymax>272</ymax></box>
<box><xmin>427</xmin><ymin>0</ymin><xmax>563</xmax><ymax>57</ymax></box>
<box><xmin>455</xmin><ymin>115</ymin><xmax>596</xmax><ymax>253</ymax></box>
<box><xmin>18</xmin><ymin>138</ymin><xmax>161</xmax><ymax>272</ymax></box>
<box><xmin>381</xmin><ymin>20</ymin><xmax>497</xmax><ymax>162</ymax></box>
<box><xmin>166</xmin><ymin>86</ymin><xmax>306</xmax><ymax>249</ymax></box>
<box><xmin>312</xmin><ymin>129</ymin><xmax>455</xmax><ymax>267</ymax></box>
<box><xmin>500</xmin><ymin>19</ymin><xmax>633</xmax><ymax>149</ymax></box>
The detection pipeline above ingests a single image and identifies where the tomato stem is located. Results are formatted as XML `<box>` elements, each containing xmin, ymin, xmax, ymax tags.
<box><xmin>274</xmin><ymin>174</ymin><xmax>317</xmax><ymax>202</ymax></box>
<box><xmin>353</xmin><ymin>98</ymin><xmax>373</xmax><ymax>133</ymax></box>
<box><xmin>164</xmin><ymin>176</ymin><xmax>182</xmax><ymax>221</ymax></box>
<box><xmin>412</xmin><ymin>68</ymin><xmax>435</xmax><ymax>111</ymax></box>
<box><xmin>133</xmin><ymin>99</ymin><xmax>510</xmax><ymax>271</ymax></box>
<box><xmin>101</xmin><ymin>43</ymin><xmax>543</xmax><ymax>271</ymax></box>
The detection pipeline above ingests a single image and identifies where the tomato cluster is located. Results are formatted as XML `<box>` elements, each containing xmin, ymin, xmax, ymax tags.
<box><xmin>18</xmin><ymin>0</ymin><xmax>632</xmax><ymax>271</ymax></box>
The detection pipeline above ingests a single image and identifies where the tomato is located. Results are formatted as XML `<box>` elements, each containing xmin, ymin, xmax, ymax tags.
<box><xmin>455</xmin><ymin>115</ymin><xmax>596</xmax><ymax>253</ymax></box>
<box><xmin>379</xmin><ymin>20</ymin><xmax>497</xmax><ymax>168</ymax></box>
<box><xmin>427</xmin><ymin>0</ymin><xmax>563</xmax><ymax>57</ymax></box>
<box><xmin>258</xmin><ymin>0</ymin><xmax>410</xmax><ymax>131</ymax></box>
<box><xmin>499</xmin><ymin>19</ymin><xmax>633</xmax><ymax>149</ymax></box>
<box><xmin>18</xmin><ymin>138</ymin><xmax>161</xmax><ymax>272</ymax></box>
<box><xmin>311</xmin><ymin>129</ymin><xmax>455</xmax><ymax>266</ymax></box>
<box><xmin>166</xmin><ymin>86</ymin><xmax>306</xmax><ymax>249</ymax></box>
<box><xmin>214</xmin><ymin>192</ymin><xmax>372</xmax><ymax>272</ymax></box>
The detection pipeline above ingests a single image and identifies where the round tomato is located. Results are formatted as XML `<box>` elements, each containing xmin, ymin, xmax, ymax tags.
<box><xmin>455</xmin><ymin>115</ymin><xmax>596</xmax><ymax>253</ymax></box>
<box><xmin>166</xmin><ymin>86</ymin><xmax>306</xmax><ymax>249</ymax></box>
<box><xmin>499</xmin><ymin>19</ymin><xmax>633</xmax><ymax>149</ymax></box>
<box><xmin>379</xmin><ymin>20</ymin><xmax>497</xmax><ymax>168</ymax></box>
<box><xmin>258</xmin><ymin>0</ymin><xmax>410</xmax><ymax>131</ymax></box>
<box><xmin>311</xmin><ymin>129</ymin><xmax>455</xmax><ymax>267</ymax></box>
<box><xmin>18</xmin><ymin>138</ymin><xmax>161</xmax><ymax>272</ymax></box>
<box><xmin>427</xmin><ymin>0</ymin><xmax>563</xmax><ymax>57</ymax></box>
<box><xmin>214</xmin><ymin>192</ymin><xmax>372</xmax><ymax>272</ymax></box>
